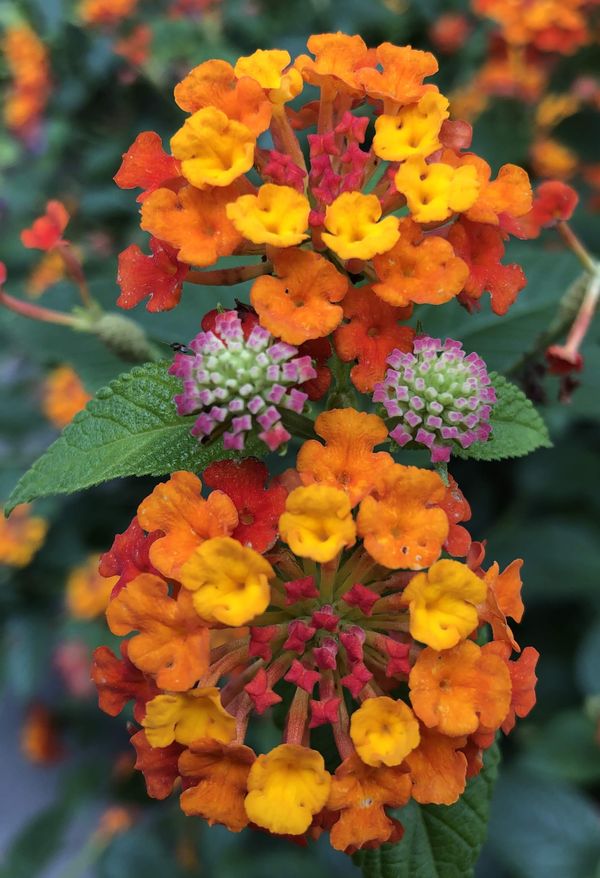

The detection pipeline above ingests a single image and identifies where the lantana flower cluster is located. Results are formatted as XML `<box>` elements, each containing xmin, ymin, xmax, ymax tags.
<box><xmin>114</xmin><ymin>31</ymin><xmax>539</xmax><ymax>336</ymax></box>
<box><xmin>110</xmin><ymin>32</ymin><xmax>582</xmax><ymax>458</ymax></box>
<box><xmin>87</xmin><ymin>34</ymin><xmax>546</xmax><ymax>856</ymax></box>
<box><xmin>93</xmin><ymin>410</ymin><xmax>538</xmax><ymax>851</ymax></box>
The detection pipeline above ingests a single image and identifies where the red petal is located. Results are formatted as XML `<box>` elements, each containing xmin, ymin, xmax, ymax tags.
<box><xmin>117</xmin><ymin>238</ymin><xmax>189</xmax><ymax>312</ymax></box>
<box><xmin>114</xmin><ymin>131</ymin><xmax>180</xmax><ymax>202</ymax></box>
<box><xmin>203</xmin><ymin>458</ymin><xmax>287</xmax><ymax>553</ymax></box>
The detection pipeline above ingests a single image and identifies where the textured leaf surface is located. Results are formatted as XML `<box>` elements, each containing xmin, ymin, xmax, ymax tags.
<box><xmin>354</xmin><ymin>744</ymin><xmax>500</xmax><ymax>878</ymax></box>
<box><xmin>457</xmin><ymin>372</ymin><xmax>551</xmax><ymax>461</ymax></box>
<box><xmin>5</xmin><ymin>361</ymin><xmax>261</xmax><ymax>512</ymax></box>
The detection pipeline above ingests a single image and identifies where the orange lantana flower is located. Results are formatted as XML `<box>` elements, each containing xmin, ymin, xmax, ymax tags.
<box><xmin>405</xmin><ymin>726</ymin><xmax>468</xmax><ymax>804</ymax></box>
<box><xmin>333</xmin><ymin>285</ymin><xmax>414</xmax><ymax>392</ymax></box>
<box><xmin>357</xmin><ymin>43</ymin><xmax>438</xmax><ymax>107</ymax></box>
<box><xmin>295</xmin><ymin>33</ymin><xmax>371</xmax><ymax>93</ymax></box>
<box><xmin>455</xmin><ymin>155</ymin><xmax>533</xmax><ymax>225</ymax></box>
<box><xmin>372</xmin><ymin>218</ymin><xmax>468</xmax><ymax>308</ymax></box>
<box><xmin>137</xmin><ymin>471</ymin><xmax>238</xmax><ymax>579</ymax></box>
<box><xmin>357</xmin><ymin>465</ymin><xmax>448</xmax><ymax>569</ymax></box>
<box><xmin>0</xmin><ymin>504</ymin><xmax>47</xmax><ymax>568</ymax></box>
<box><xmin>106</xmin><ymin>573</ymin><xmax>211</xmax><ymax>691</ymax></box>
<box><xmin>250</xmin><ymin>247</ymin><xmax>347</xmax><ymax>345</ymax></box>
<box><xmin>141</xmin><ymin>182</ymin><xmax>250</xmax><ymax>267</ymax></box>
<box><xmin>297</xmin><ymin>409</ymin><xmax>393</xmax><ymax>506</ymax></box>
<box><xmin>479</xmin><ymin>559</ymin><xmax>524</xmax><ymax>651</ymax></box>
<box><xmin>174</xmin><ymin>59</ymin><xmax>272</xmax><ymax>136</ymax></box>
<box><xmin>66</xmin><ymin>554</ymin><xmax>117</xmax><ymax>619</ymax></box>
<box><xmin>179</xmin><ymin>740</ymin><xmax>256</xmax><ymax>832</ymax></box>
<box><xmin>327</xmin><ymin>753</ymin><xmax>411</xmax><ymax>852</ymax></box>
<box><xmin>42</xmin><ymin>366</ymin><xmax>91</xmax><ymax>429</ymax></box>
<box><xmin>409</xmin><ymin>640</ymin><xmax>512</xmax><ymax>737</ymax></box>
<box><xmin>484</xmin><ymin>641</ymin><xmax>539</xmax><ymax>735</ymax></box>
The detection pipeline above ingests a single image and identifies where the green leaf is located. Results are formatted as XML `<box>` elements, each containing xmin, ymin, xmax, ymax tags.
<box><xmin>354</xmin><ymin>743</ymin><xmax>500</xmax><ymax>878</ymax></box>
<box><xmin>457</xmin><ymin>372</ymin><xmax>552</xmax><ymax>461</ymax></box>
<box><xmin>4</xmin><ymin>361</ymin><xmax>262</xmax><ymax>512</ymax></box>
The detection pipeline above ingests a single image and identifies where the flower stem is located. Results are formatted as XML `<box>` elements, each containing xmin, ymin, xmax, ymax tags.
<box><xmin>186</xmin><ymin>262</ymin><xmax>272</xmax><ymax>286</ymax></box>
<box><xmin>557</xmin><ymin>222</ymin><xmax>598</xmax><ymax>274</ymax></box>
<box><xmin>0</xmin><ymin>289</ymin><xmax>79</xmax><ymax>326</ymax></box>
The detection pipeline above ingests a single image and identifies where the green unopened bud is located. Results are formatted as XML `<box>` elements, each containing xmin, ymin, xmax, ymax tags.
<box><xmin>93</xmin><ymin>313</ymin><xmax>161</xmax><ymax>363</ymax></box>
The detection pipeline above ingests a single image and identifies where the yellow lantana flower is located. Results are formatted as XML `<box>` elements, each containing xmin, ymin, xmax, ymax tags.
<box><xmin>350</xmin><ymin>696</ymin><xmax>420</xmax><ymax>767</ymax></box>
<box><xmin>234</xmin><ymin>48</ymin><xmax>303</xmax><ymax>104</ymax></box>
<box><xmin>394</xmin><ymin>157</ymin><xmax>480</xmax><ymax>223</ymax></box>
<box><xmin>403</xmin><ymin>559</ymin><xmax>487</xmax><ymax>650</ymax></box>
<box><xmin>234</xmin><ymin>48</ymin><xmax>291</xmax><ymax>89</ymax></box>
<box><xmin>142</xmin><ymin>688</ymin><xmax>236</xmax><ymax>748</ymax></box>
<box><xmin>171</xmin><ymin>107</ymin><xmax>255</xmax><ymax>189</ymax></box>
<box><xmin>226</xmin><ymin>183</ymin><xmax>310</xmax><ymax>247</ymax></box>
<box><xmin>279</xmin><ymin>485</ymin><xmax>356</xmax><ymax>563</ymax></box>
<box><xmin>322</xmin><ymin>192</ymin><xmax>400</xmax><ymax>261</ymax></box>
<box><xmin>180</xmin><ymin>537</ymin><xmax>273</xmax><ymax>627</ymax></box>
<box><xmin>373</xmin><ymin>92</ymin><xmax>449</xmax><ymax>162</ymax></box>
<box><xmin>245</xmin><ymin>744</ymin><xmax>331</xmax><ymax>835</ymax></box>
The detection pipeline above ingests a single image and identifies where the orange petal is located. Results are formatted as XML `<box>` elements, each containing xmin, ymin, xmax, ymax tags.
<box><xmin>174</xmin><ymin>58</ymin><xmax>272</xmax><ymax>136</ymax></box>
<box><xmin>357</xmin><ymin>464</ymin><xmax>448</xmax><ymax>569</ymax></box>
<box><xmin>327</xmin><ymin>753</ymin><xmax>411</xmax><ymax>852</ymax></box>
<box><xmin>106</xmin><ymin>573</ymin><xmax>210</xmax><ymax>690</ymax></box>
<box><xmin>250</xmin><ymin>247</ymin><xmax>347</xmax><ymax>345</ymax></box>
<box><xmin>141</xmin><ymin>181</ymin><xmax>251</xmax><ymax>267</ymax></box>
<box><xmin>405</xmin><ymin>726</ymin><xmax>468</xmax><ymax>804</ymax></box>
<box><xmin>373</xmin><ymin>217</ymin><xmax>468</xmax><ymax>308</ymax></box>
<box><xmin>137</xmin><ymin>472</ymin><xmax>238</xmax><ymax>579</ymax></box>
<box><xmin>409</xmin><ymin>640</ymin><xmax>512</xmax><ymax>737</ymax></box>
<box><xmin>179</xmin><ymin>739</ymin><xmax>256</xmax><ymax>832</ymax></box>
<box><xmin>297</xmin><ymin>408</ymin><xmax>394</xmax><ymax>506</ymax></box>
<box><xmin>333</xmin><ymin>284</ymin><xmax>414</xmax><ymax>392</ymax></box>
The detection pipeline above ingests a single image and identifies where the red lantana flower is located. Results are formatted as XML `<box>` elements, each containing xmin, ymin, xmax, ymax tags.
<box><xmin>117</xmin><ymin>237</ymin><xmax>189</xmax><ymax>312</ymax></box>
<box><xmin>202</xmin><ymin>458</ymin><xmax>287</xmax><ymax>553</ymax></box>
<box><xmin>98</xmin><ymin>516</ymin><xmax>162</xmax><ymax>597</ymax></box>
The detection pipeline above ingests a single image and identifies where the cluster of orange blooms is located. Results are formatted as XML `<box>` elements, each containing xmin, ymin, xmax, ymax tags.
<box><xmin>93</xmin><ymin>410</ymin><xmax>538</xmax><ymax>851</ymax></box>
<box><xmin>450</xmin><ymin>0</ymin><xmax>600</xmax><ymax>188</ymax></box>
<box><xmin>114</xmin><ymin>33</ymin><xmax>541</xmax><ymax>324</ymax></box>
<box><xmin>84</xmin><ymin>34</ymin><xmax>549</xmax><ymax>854</ymax></box>
<box><xmin>2</xmin><ymin>24</ymin><xmax>51</xmax><ymax>142</ymax></box>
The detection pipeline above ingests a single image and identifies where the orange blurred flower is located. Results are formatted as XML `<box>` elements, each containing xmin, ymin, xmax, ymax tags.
<box><xmin>66</xmin><ymin>553</ymin><xmax>118</xmax><ymax>619</ymax></box>
<box><xmin>0</xmin><ymin>504</ymin><xmax>47</xmax><ymax>568</ymax></box>
<box><xmin>42</xmin><ymin>365</ymin><xmax>91</xmax><ymax>429</ymax></box>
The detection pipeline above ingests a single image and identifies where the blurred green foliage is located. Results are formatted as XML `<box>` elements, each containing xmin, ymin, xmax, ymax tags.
<box><xmin>1</xmin><ymin>0</ymin><xmax>599</xmax><ymax>876</ymax></box>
